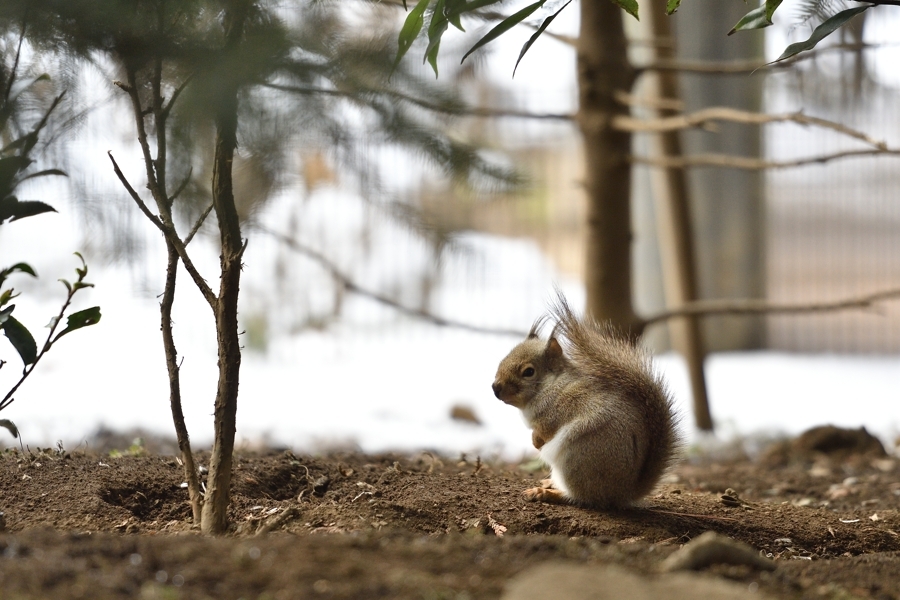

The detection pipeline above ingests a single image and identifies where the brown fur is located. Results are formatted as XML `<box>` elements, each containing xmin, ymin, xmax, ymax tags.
<box><xmin>492</xmin><ymin>294</ymin><xmax>682</xmax><ymax>508</ymax></box>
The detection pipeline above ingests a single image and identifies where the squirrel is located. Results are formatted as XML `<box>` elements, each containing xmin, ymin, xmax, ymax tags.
<box><xmin>492</xmin><ymin>295</ymin><xmax>681</xmax><ymax>508</ymax></box>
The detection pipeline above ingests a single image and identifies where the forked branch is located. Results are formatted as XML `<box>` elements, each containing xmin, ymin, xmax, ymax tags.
<box><xmin>631</xmin><ymin>148</ymin><xmax>900</xmax><ymax>170</ymax></box>
<box><xmin>615</xmin><ymin>106</ymin><xmax>888</xmax><ymax>150</ymax></box>
<box><xmin>107</xmin><ymin>151</ymin><xmax>217</xmax><ymax>306</ymax></box>
<box><xmin>640</xmin><ymin>287</ymin><xmax>900</xmax><ymax>331</ymax></box>
<box><xmin>260</xmin><ymin>226</ymin><xmax>528</xmax><ymax>337</ymax></box>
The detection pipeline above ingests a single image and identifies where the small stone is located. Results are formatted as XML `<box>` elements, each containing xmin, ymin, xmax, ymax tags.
<box><xmin>502</xmin><ymin>561</ymin><xmax>777</xmax><ymax>600</ymax></box>
<box><xmin>773</xmin><ymin>537</ymin><xmax>792</xmax><ymax>546</ymax></box>
<box><xmin>313</xmin><ymin>475</ymin><xmax>330</xmax><ymax>493</ymax></box>
<box><xmin>794</xmin><ymin>425</ymin><xmax>886</xmax><ymax>458</ymax></box>
<box><xmin>661</xmin><ymin>531</ymin><xmax>775</xmax><ymax>572</ymax></box>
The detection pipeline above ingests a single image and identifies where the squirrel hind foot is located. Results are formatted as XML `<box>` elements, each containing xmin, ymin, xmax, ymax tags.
<box><xmin>523</xmin><ymin>486</ymin><xmax>568</xmax><ymax>505</ymax></box>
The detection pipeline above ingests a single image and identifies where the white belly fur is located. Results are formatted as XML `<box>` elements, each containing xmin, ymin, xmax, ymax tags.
<box><xmin>538</xmin><ymin>422</ymin><xmax>575</xmax><ymax>497</ymax></box>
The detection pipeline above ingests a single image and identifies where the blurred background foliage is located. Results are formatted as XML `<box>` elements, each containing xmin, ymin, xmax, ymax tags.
<box><xmin>0</xmin><ymin>0</ymin><xmax>523</xmax><ymax>277</ymax></box>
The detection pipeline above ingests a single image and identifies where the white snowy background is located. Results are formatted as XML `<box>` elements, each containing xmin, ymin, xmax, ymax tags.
<box><xmin>0</xmin><ymin>0</ymin><xmax>898</xmax><ymax>457</ymax></box>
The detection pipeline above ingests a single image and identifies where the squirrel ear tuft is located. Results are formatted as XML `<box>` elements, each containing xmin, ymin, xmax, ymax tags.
<box><xmin>528</xmin><ymin>315</ymin><xmax>548</xmax><ymax>339</ymax></box>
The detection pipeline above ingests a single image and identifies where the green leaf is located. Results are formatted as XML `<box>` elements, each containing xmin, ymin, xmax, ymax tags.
<box><xmin>514</xmin><ymin>0</ymin><xmax>573</xmax><ymax>77</ymax></box>
<box><xmin>728</xmin><ymin>0</ymin><xmax>784</xmax><ymax>35</ymax></box>
<box><xmin>3</xmin><ymin>315</ymin><xmax>37</xmax><ymax>365</ymax></box>
<box><xmin>461</xmin><ymin>0</ymin><xmax>547</xmax><ymax>64</ymax></box>
<box><xmin>666</xmin><ymin>0</ymin><xmax>681</xmax><ymax>14</ymax></box>
<box><xmin>426</xmin><ymin>39</ymin><xmax>442</xmax><ymax>76</ymax></box>
<box><xmin>610</xmin><ymin>0</ymin><xmax>639</xmax><ymax>20</ymax></box>
<box><xmin>0</xmin><ymin>419</ymin><xmax>18</xmax><ymax>439</ymax></box>
<box><xmin>0</xmin><ymin>155</ymin><xmax>31</xmax><ymax>187</ymax></box>
<box><xmin>0</xmin><ymin>304</ymin><xmax>13</xmax><ymax>326</ymax></box>
<box><xmin>0</xmin><ymin>289</ymin><xmax>14</xmax><ymax>307</ymax></box>
<box><xmin>0</xmin><ymin>199</ymin><xmax>57</xmax><ymax>223</ymax></box>
<box><xmin>445</xmin><ymin>0</ymin><xmax>467</xmax><ymax>31</ymax></box>
<box><xmin>18</xmin><ymin>168</ymin><xmax>68</xmax><ymax>183</ymax></box>
<box><xmin>54</xmin><ymin>306</ymin><xmax>102</xmax><ymax>341</ymax></box>
<box><xmin>729</xmin><ymin>4</ymin><xmax>769</xmax><ymax>35</ymax></box>
<box><xmin>425</xmin><ymin>0</ymin><xmax>450</xmax><ymax>75</ymax></box>
<box><xmin>774</xmin><ymin>6</ymin><xmax>870</xmax><ymax>62</ymax></box>
<box><xmin>0</xmin><ymin>263</ymin><xmax>37</xmax><ymax>290</ymax></box>
<box><xmin>395</xmin><ymin>0</ymin><xmax>432</xmax><ymax>70</ymax></box>
<box><xmin>2</xmin><ymin>263</ymin><xmax>37</xmax><ymax>278</ymax></box>
<box><xmin>465</xmin><ymin>0</ymin><xmax>504</xmax><ymax>9</ymax></box>
<box><xmin>766</xmin><ymin>0</ymin><xmax>784</xmax><ymax>22</ymax></box>
<box><xmin>0</xmin><ymin>132</ymin><xmax>37</xmax><ymax>156</ymax></box>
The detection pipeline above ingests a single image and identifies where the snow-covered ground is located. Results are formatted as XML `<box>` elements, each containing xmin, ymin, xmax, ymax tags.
<box><xmin>4</xmin><ymin>294</ymin><xmax>900</xmax><ymax>458</ymax></box>
<box><xmin>2</xmin><ymin>210</ymin><xmax>897</xmax><ymax>458</ymax></box>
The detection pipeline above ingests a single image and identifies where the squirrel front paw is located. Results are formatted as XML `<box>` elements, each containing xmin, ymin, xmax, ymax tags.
<box><xmin>523</xmin><ymin>486</ymin><xmax>568</xmax><ymax>504</ymax></box>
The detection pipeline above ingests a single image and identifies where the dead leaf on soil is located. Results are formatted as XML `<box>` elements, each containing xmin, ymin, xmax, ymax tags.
<box><xmin>487</xmin><ymin>513</ymin><xmax>507</xmax><ymax>538</ymax></box>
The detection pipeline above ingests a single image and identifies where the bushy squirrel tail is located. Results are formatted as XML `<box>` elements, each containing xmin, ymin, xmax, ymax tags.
<box><xmin>548</xmin><ymin>293</ymin><xmax>682</xmax><ymax>499</ymax></box>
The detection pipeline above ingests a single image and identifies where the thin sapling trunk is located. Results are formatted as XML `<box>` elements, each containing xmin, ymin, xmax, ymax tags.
<box><xmin>200</xmin><ymin>0</ymin><xmax>251</xmax><ymax>535</ymax></box>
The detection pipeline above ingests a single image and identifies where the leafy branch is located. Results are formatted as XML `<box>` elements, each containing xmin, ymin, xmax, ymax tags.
<box><xmin>0</xmin><ymin>57</ymin><xmax>101</xmax><ymax>441</ymax></box>
<box><xmin>392</xmin><ymin>0</ymin><xmax>900</xmax><ymax>72</ymax></box>
<box><xmin>1</xmin><ymin>254</ymin><xmax>101</xmax><ymax>416</ymax></box>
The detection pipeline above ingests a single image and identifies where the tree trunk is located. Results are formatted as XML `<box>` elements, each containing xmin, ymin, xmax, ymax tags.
<box><xmin>577</xmin><ymin>0</ymin><xmax>638</xmax><ymax>332</ymax></box>
<box><xmin>200</xmin><ymin>0</ymin><xmax>250</xmax><ymax>536</ymax></box>
<box><xmin>673</xmin><ymin>1</ymin><xmax>765</xmax><ymax>351</ymax></box>
<box><xmin>645</xmin><ymin>0</ymin><xmax>712</xmax><ymax>430</ymax></box>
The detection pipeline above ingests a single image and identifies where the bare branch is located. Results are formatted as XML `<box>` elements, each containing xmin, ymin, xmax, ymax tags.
<box><xmin>169</xmin><ymin>167</ymin><xmax>193</xmax><ymax>204</ymax></box>
<box><xmin>614</xmin><ymin>107</ymin><xmax>888</xmax><ymax>150</ymax></box>
<box><xmin>641</xmin><ymin>287</ymin><xmax>900</xmax><ymax>329</ymax></box>
<box><xmin>185</xmin><ymin>202</ymin><xmax>214</xmax><ymax>246</ymax></box>
<box><xmin>632</xmin><ymin>148</ymin><xmax>900</xmax><ymax>170</ymax></box>
<box><xmin>162</xmin><ymin>73</ymin><xmax>194</xmax><ymax>120</ymax></box>
<box><xmin>107</xmin><ymin>151</ymin><xmax>166</xmax><ymax>232</ymax></box>
<box><xmin>639</xmin><ymin>58</ymin><xmax>767</xmax><ymax>75</ymax></box>
<box><xmin>259</xmin><ymin>226</ymin><xmax>527</xmax><ymax>337</ymax></box>
<box><xmin>637</xmin><ymin>42</ymin><xmax>884</xmax><ymax>75</ymax></box>
<box><xmin>264</xmin><ymin>83</ymin><xmax>573</xmax><ymax>121</ymax></box>
<box><xmin>108</xmin><ymin>152</ymin><xmax>217</xmax><ymax>306</ymax></box>
<box><xmin>168</xmin><ymin>240</ymin><xmax>216</xmax><ymax>308</ymax></box>
<box><xmin>122</xmin><ymin>68</ymin><xmax>167</xmax><ymax>208</ymax></box>
<box><xmin>614</xmin><ymin>90</ymin><xmax>684</xmax><ymax>112</ymax></box>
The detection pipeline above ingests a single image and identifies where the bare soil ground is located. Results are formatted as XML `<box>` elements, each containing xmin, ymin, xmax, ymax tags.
<box><xmin>0</xmin><ymin>432</ymin><xmax>898</xmax><ymax>599</ymax></box>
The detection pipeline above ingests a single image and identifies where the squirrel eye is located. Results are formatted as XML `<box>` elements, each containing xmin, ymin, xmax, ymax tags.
<box><xmin>522</xmin><ymin>366</ymin><xmax>535</xmax><ymax>378</ymax></box>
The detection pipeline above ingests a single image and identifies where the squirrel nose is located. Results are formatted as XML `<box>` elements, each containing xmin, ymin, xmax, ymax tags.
<box><xmin>492</xmin><ymin>382</ymin><xmax>502</xmax><ymax>399</ymax></box>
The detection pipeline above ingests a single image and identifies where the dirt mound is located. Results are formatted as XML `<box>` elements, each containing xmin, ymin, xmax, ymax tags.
<box><xmin>0</xmin><ymin>440</ymin><xmax>898</xmax><ymax>598</ymax></box>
